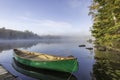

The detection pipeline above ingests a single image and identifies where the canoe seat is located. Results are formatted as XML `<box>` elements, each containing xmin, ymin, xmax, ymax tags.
<box><xmin>21</xmin><ymin>54</ymin><xmax>29</xmax><ymax>57</ymax></box>
<box><xmin>26</xmin><ymin>55</ymin><xmax>38</xmax><ymax>58</ymax></box>
<box><xmin>38</xmin><ymin>54</ymin><xmax>50</xmax><ymax>59</ymax></box>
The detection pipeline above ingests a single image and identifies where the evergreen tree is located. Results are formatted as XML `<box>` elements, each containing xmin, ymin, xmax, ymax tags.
<box><xmin>89</xmin><ymin>0</ymin><xmax>120</xmax><ymax>49</ymax></box>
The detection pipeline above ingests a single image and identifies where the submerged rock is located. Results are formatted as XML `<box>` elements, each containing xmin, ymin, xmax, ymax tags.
<box><xmin>87</xmin><ymin>39</ymin><xmax>93</xmax><ymax>43</ymax></box>
<box><xmin>86</xmin><ymin>47</ymin><xmax>93</xmax><ymax>50</ymax></box>
<box><xmin>94</xmin><ymin>45</ymin><xmax>106</xmax><ymax>51</ymax></box>
<box><xmin>79</xmin><ymin>45</ymin><xmax>86</xmax><ymax>47</ymax></box>
<box><xmin>98</xmin><ymin>47</ymin><xmax>106</xmax><ymax>51</ymax></box>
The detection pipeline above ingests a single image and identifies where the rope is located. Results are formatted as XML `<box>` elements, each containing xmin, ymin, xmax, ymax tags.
<box><xmin>67</xmin><ymin>73</ymin><xmax>73</xmax><ymax>80</ymax></box>
<box><xmin>67</xmin><ymin>60</ymin><xmax>77</xmax><ymax>80</ymax></box>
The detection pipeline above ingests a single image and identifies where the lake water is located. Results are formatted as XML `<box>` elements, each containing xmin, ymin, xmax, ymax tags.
<box><xmin>0</xmin><ymin>39</ymin><xmax>95</xmax><ymax>80</ymax></box>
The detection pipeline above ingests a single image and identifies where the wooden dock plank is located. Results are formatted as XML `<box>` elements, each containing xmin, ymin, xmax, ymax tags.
<box><xmin>0</xmin><ymin>65</ymin><xmax>17</xmax><ymax>80</ymax></box>
<box><xmin>0</xmin><ymin>66</ymin><xmax>8</xmax><ymax>76</ymax></box>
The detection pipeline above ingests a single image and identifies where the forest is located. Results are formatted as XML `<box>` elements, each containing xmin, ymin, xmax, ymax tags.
<box><xmin>0</xmin><ymin>27</ymin><xmax>61</xmax><ymax>40</ymax></box>
<box><xmin>0</xmin><ymin>27</ymin><xmax>40</xmax><ymax>39</ymax></box>
<box><xmin>89</xmin><ymin>0</ymin><xmax>120</xmax><ymax>51</ymax></box>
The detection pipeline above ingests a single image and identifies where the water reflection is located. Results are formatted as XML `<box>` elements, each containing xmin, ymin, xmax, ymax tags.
<box><xmin>93</xmin><ymin>50</ymin><xmax>120</xmax><ymax>80</ymax></box>
<box><xmin>0</xmin><ymin>39</ymin><xmax>95</xmax><ymax>80</ymax></box>
<box><xmin>0</xmin><ymin>40</ymin><xmax>39</xmax><ymax>52</ymax></box>
<box><xmin>12</xmin><ymin>58</ymin><xmax>77</xmax><ymax>80</ymax></box>
<box><xmin>0</xmin><ymin>40</ymin><xmax>65</xmax><ymax>52</ymax></box>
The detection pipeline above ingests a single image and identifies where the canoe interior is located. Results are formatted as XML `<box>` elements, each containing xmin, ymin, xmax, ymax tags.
<box><xmin>14</xmin><ymin>49</ymin><xmax>76</xmax><ymax>61</ymax></box>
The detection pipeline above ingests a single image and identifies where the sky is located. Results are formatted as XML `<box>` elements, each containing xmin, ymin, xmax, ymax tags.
<box><xmin>0</xmin><ymin>0</ymin><xmax>92</xmax><ymax>36</ymax></box>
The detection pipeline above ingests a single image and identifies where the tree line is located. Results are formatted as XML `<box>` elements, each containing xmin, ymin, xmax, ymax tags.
<box><xmin>0</xmin><ymin>27</ymin><xmax>61</xmax><ymax>40</ymax></box>
<box><xmin>0</xmin><ymin>27</ymin><xmax>40</xmax><ymax>39</ymax></box>
<box><xmin>89</xmin><ymin>0</ymin><xmax>120</xmax><ymax>50</ymax></box>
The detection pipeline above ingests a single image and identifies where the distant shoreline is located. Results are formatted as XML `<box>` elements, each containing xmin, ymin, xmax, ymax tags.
<box><xmin>0</xmin><ymin>39</ymin><xmax>40</xmax><ymax>41</ymax></box>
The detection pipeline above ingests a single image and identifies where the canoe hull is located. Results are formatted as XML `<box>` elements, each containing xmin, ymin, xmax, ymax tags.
<box><xmin>12</xmin><ymin>58</ymin><xmax>77</xmax><ymax>80</ymax></box>
<box><xmin>14</xmin><ymin>53</ymin><xmax>78</xmax><ymax>72</ymax></box>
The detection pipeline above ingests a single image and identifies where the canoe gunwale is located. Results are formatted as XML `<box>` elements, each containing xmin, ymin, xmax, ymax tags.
<box><xmin>13</xmin><ymin>49</ymin><xmax>77</xmax><ymax>62</ymax></box>
<box><xmin>14</xmin><ymin>53</ymin><xmax>77</xmax><ymax>62</ymax></box>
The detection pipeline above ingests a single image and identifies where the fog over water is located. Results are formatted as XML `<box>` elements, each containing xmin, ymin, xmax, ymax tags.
<box><xmin>0</xmin><ymin>36</ymin><xmax>95</xmax><ymax>80</ymax></box>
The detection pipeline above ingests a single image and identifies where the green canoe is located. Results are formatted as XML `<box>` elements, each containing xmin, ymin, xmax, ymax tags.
<box><xmin>12</xmin><ymin>58</ymin><xmax>77</xmax><ymax>80</ymax></box>
<box><xmin>13</xmin><ymin>49</ymin><xmax>78</xmax><ymax>72</ymax></box>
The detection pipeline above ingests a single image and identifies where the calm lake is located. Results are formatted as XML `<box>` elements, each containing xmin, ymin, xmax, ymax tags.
<box><xmin>0</xmin><ymin>39</ymin><xmax>95</xmax><ymax>80</ymax></box>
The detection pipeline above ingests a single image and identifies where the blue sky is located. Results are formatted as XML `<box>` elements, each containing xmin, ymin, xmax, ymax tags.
<box><xmin>0</xmin><ymin>0</ymin><xmax>92</xmax><ymax>35</ymax></box>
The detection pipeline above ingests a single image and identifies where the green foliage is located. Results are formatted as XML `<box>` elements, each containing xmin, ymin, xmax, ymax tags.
<box><xmin>89</xmin><ymin>0</ymin><xmax>120</xmax><ymax>49</ymax></box>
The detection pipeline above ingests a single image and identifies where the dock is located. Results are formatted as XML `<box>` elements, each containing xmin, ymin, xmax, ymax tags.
<box><xmin>0</xmin><ymin>64</ymin><xmax>17</xmax><ymax>80</ymax></box>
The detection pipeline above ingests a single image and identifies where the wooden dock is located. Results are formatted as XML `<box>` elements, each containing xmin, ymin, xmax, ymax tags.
<box><xmin>0</xmin><ymin>64</ymin><xmax>17</xmax><ymax>80</ymax></box>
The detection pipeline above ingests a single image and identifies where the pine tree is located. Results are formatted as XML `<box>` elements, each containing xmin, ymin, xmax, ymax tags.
<box><xmin>89</xmin><ymin>0</ymin><xmax>120</xmax><ymax>49</ymax></box>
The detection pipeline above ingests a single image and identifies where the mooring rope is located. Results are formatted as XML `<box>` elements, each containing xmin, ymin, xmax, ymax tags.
<box><xmin>67</xmin><ymin>60</ymin><xmax>78</xmax><ymax>80</ymax></box>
